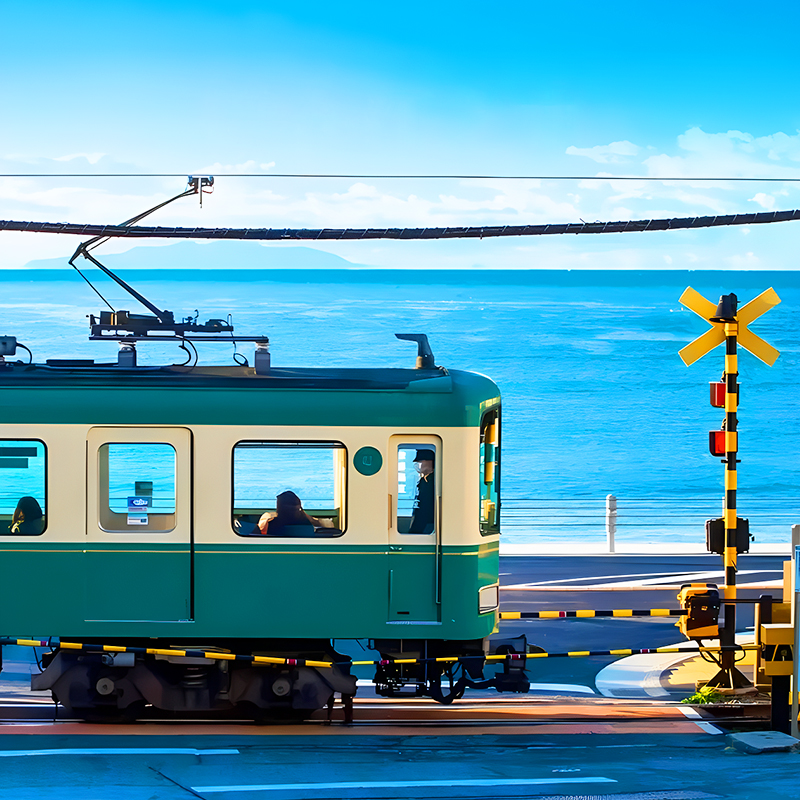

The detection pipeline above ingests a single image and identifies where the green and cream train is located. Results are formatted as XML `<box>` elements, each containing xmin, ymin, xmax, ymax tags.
<box><xmin>0</xmin><ymin>323</ymin><xmax>524</xmax><ymax>720</ymax></box>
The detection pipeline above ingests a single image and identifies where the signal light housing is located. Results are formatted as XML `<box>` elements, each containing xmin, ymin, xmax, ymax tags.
<box><xmin>709</xmin><ymin>381</ymin><xmax>739</xmax><ymax>408</ymax></box>
<box><xmin>705</xmin><ymin>517</ymin><xmax>751</xmax><ymax>555</ymax></box>
<box><xmin>709</xmin><ymin>430</ymin><xmax>726</xmax><ymax>457</ymax></box>
<box><xmin>710</xmin><ymin>381</ymin><xmax>726</xmax><ymax>407</ymax></box>
<box><xmin>677</xmin><ymin>583</ymin><xmax>721</xmax><ymax>640</ymax></box>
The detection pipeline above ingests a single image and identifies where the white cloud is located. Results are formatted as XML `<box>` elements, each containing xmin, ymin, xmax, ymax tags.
<box><xmin>643</xmin><ymin>127</ymin><xmax>800</xmax><ymax>182</ymax></box>
<box><xmin>566</xmin><ymin>140</ymin><xmax>640</xmax><ymax>164</ymax></box>
<box><xmin>53</xmin><ymin>153</ymin><xmax>106</xmax><ymax>164</ymax></box>
<box><xmin>725</xmin><ymin>251</ymin><xmax>761</xmax><ymax>268</ymax></box>
<box><xmin>3</xmin><ymin>130</ymin><xmax>800</xmax><ymax>269</ymax></box>
<box><xmin>195</xmin><ymin>160</ymin><xmax>276</xmax><ymax>174</ymax></box>
<box><xmin>749</xmin><ymin>192</ymin><xmax>776</xmax><ymax>210</ymax></box>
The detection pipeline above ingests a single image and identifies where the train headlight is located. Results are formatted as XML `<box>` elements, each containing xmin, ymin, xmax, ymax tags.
<box><xmin>479</xmin><ymin>584</ymin><xmax>499</xmax><ymax>614</ymax></box>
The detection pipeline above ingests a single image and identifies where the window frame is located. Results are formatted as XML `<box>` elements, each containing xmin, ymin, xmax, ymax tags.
<box><xmin>231</xmin><ymin>439</ymin><xmax>349</xmax><ymax>538</ymax></box>
<box><xmin>393</xmin><ymin>438</ymin><xmax>440</xmax><ymax>537</ymax></box>
<box><xmin>0</xmin><ymin>438</ymin><xmax>48</xmax><ymax>537</ymax></box>
<box><xmin>97</xmin><ymin>441</ymin><xmax>179</xmax><ymax>534</ymax></box>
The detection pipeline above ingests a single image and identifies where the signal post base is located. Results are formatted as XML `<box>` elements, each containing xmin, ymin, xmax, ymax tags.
<box><xmin>703</xmin><ymin>666</ymin><xmax>754</xmax><ymax>691</ymax></box>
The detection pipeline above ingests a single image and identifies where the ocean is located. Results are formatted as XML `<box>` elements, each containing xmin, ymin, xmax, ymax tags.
<box><xmin>1</xmin><ymin>268</ymin><xmax>797</xmax><ymax>546</ymax></box>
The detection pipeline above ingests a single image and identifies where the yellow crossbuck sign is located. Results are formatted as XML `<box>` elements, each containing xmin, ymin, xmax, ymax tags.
<box><xmin>679</xmin><ymin>287</ymin><xmax>781</xmax><ymax>366</ymax></box>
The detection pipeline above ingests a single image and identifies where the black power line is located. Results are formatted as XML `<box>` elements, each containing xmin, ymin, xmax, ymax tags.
<box><xmin>2</xmin><ymin>209</ymin><xmax>799</xmax><ymax>241</ymax></box>
<box><xmin>1</xmin><ymin>173</ymin><xmax>800</xmax><ymax>181</ymax></box>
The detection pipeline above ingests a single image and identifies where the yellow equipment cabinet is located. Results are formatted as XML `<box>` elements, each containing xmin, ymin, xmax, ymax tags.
<box><xmin>676</xmin><ymin>583</ymin><xmax>721</xmax><ymax>640</ymax></box>
<box><xmin>760</xmin><ymin>624</ymin><xmax>794</xmax><ymax>677</ymax></box>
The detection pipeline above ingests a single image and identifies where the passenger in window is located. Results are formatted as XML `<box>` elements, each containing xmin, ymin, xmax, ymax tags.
<box><xmin>9</xmin><ymin>496</ymin><xmax>44</xmax><ymax>535</ymax></box>
<box><xmin>257</xmin><ymin>490</ymin><xmax>333</xmax><ymax>536</ymax></box>
<box><xmin>409</xmin><ymin>449</ymin><xmax>435</xmax><ymax>533</ymax></box>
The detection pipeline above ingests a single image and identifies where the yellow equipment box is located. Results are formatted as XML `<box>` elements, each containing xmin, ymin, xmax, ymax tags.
<box><xmin>676</xmin><ymin>583</ymin><xmax>720</xmax><ymax>640</ymax></box>
<box><xmin>760</xmin><ymin>623</ymin><xmax>794</xmax><ymax>677</ymax></box>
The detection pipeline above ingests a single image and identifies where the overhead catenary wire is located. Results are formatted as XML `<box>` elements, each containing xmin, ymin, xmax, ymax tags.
<box><xmin>2</xmin><ymin>173</ymin><xmax>800</xmax><ymax>182</ymax></box>
<box><xmin>2</xmin><ymin>208</ymin><xmax>800</xmax><ymax>241</ymax></box>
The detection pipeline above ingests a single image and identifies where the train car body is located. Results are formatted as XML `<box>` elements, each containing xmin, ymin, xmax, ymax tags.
<box><xmin>0</xmin><ymin>339</ymin><xmax>520</xmax><ymax>719</ymax></box>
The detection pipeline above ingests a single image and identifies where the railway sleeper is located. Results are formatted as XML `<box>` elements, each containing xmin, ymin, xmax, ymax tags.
<box><xmin>31</xmin><ymin>644</ymin><xmax>356</xmax><ymax>721</ymax></box>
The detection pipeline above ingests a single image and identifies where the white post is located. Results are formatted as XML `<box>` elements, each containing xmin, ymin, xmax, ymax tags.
<box><xmin>791</xmin><ymin>525</ymin><xmax>800</xmax><ymax>739</ymax></box>
<box><xmin>606</xmin><ymin>494</ymin><xmax>617</xmax><ymax>554</ymax></box>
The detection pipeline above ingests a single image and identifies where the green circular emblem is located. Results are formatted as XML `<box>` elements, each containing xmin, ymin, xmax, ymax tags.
<box><xmin>354</xmin><ymin>446</ymin><xmax>383</xmax><ymax>476</ymax></box>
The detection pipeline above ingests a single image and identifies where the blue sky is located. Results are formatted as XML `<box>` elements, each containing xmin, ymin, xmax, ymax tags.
<box><xmin>2</xmin><ymin>1</ymin><xmax>800</xmax><ymax>268</ymax></box>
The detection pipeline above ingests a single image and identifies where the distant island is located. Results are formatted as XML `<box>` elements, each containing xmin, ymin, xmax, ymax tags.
<box><xmin>9</xmin><ymin>241</ymin><xmax>798</xmax><ymax>288</ymax></box>
<box><xmin>20</xmin><ymin>240</ymin><xmax>370</xmax><ymax>271</ymax></box>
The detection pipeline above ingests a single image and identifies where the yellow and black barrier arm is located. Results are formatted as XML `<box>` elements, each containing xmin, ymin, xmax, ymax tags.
<box><xmin>500</xmin><ymin>608</ymin><xmax>686</xmax><ymax>619</ymax></box>
<box><xmin>0</xmin><ymin>636</ymin><xmax>756</xmax><ymax>668</ymax></box>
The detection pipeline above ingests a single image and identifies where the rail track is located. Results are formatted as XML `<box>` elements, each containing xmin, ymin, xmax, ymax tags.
<box><xmin>0</xmin><ymin>695</ymin><xmax>768</xmax><ymax>730</ymax></box>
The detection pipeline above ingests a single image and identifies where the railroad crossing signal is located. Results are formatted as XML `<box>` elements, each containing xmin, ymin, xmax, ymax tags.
<box><xmin>679</xmin><ymin>287</ymin><xmax>781</xmax><ymax>366</ymax></box>
<box><xmin>678</xmin><ymin>286</ymin><xmax>780</xmax><ymax>690</ymax></box>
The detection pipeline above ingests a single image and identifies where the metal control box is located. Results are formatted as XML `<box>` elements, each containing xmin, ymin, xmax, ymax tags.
<box><xmin>760</xmin><ymin>623</ymin><xmax>794</xmax><ymax>677</ymax></box>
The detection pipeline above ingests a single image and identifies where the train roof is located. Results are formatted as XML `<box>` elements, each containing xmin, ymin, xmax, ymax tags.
<box><xmin>0</xmin><ymin>362</ymin><xmax>501</xmax><ymax>427</ymax></box>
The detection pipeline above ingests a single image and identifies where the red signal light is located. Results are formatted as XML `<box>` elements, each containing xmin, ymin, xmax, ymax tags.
<box><xmin>708</xmin><ymin>430</ymin><xmax>726</xmax><ymax>457</ymax></box>
<box><xmin>709</xmin><ymin>382</ymin><xmax>726</xmax><ymax>408</ymax></box>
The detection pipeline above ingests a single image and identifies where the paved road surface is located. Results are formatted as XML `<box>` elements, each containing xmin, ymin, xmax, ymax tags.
<box><xmin>0</xmin><ymin>731</ymin><xmax>796</xmax><ymax>799</ymax></box>
<box><xmin>496</xmin><ymin>553</ymin><xmax>786</xmax><ymax>694</ymax></box>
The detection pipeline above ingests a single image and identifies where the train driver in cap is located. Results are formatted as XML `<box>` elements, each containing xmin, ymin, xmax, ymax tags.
<box><xmin>409</xmin><ymin>449</ymin><xmax>435</xmax><ymax>533</ymax></box>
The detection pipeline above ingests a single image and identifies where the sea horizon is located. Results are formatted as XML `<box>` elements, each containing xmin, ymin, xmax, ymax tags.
<box><xmin>1</xmin><ymin>267</ymin><xmax>796</xmax><ymax>546</ymax></box>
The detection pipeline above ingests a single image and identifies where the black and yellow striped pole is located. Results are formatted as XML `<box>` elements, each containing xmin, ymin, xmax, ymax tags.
<box><xmin>680</xmin><ymin>287</ymin><xmax>780</xmax><ymax>690</ymax></box>
<box><xmin>709</xmin><ymin>295</ymin><xmax>744</xmax><ymax>686</ymax></box>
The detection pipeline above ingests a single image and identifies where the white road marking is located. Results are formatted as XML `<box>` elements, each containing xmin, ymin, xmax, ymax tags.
<box><xmin>505</xmin><ymin>569</ymin><xmax>776</xmax><ymax>591</ymax></box>
<box><xmin>527</xmin><ymin>683</ymin><xmax>596</xmax><ymax>694</ymax></box>
<box><xmin>507</xmin><ymin>570</ymin><xmax>706</xmax><ymax>587</ymax></box>
<box><xmin>355</xmin><ymin>680</ymin><xmax>595</xmax><ymax>695</ymax></box>
<box><xmin>599</xmin><ymin>570</ymin><xmax>759</xmax><ymax>588</ymax></box>
<box><xmin>0</xmin><ymin>748</ymin><xmax>238</xmax><ymax>757</ymax></box>
<box><xmin>595</xmin><ymin>652</ymin><xmax>687</xmax><ymax>699</ymax></box>
<box><xmin>192</xmin><ymin>777</ymin><xmax>618</xmax><ymax>793</ymax></box>
<box><xmin>678</xmin><ymin>704</ymin><xmax>724</xmax><ymax>735</ymax></box>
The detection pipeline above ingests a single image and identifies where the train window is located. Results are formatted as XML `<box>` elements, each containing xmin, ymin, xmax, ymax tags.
<box><xmin>0</xmin><ymin>439</ymin><xmax>46</xmax><ymax>536</ymax></box>
<box><xmin>98</xmin><ymin>443</ymin><xmax>177</xmax><ymax>533</ymax></box>
<box><xmin>232</xmin><ymin>441</ymin><xmax>347</xmax><ymax>537</ymax></box>
<box><xmin>480</xmin><ymin>409</ymin><xmax>500</xmax><ymax>535</ymax></box>
<box><xmin>396</xmin><ymin>443</ymin><xmax>437</xmax><ymax>534</ymax></box>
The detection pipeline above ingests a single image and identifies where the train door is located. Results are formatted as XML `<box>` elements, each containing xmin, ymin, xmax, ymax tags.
<box><xmin>387</xmin><ymin>435</ymin><xmax>441</xmax><ymax>623</ymax></box>
<box><xmin>84</xmin><ymin>427</ymin><xmax>192</xmax><ymax>622</ymax></box>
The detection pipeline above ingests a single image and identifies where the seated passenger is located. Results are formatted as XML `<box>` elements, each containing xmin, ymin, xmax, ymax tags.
<box><xmin>9</xmin><ymin>496</ymin><xmax>44</xmax><ymax>535</ymax></box>
<box><xmin>257</xmin><ymin>490</ymin><xmax>332</xmax><ymax>536</ymax></box>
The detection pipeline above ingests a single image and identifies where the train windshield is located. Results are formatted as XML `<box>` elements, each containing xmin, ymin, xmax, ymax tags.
<box><xmin>232</xmin><ymin>441</ymin><xmax>346</xmax><ymax>537</ymax></box>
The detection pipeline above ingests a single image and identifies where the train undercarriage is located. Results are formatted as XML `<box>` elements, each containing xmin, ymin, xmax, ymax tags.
<box><xmin>29</xmin><ymin>636</ymin><xmax>530</xmax><ymax>722</ymax></box>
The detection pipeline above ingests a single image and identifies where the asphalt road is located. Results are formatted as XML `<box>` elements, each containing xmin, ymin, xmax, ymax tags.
<box><xmin>0</xmin><ymin>732</ymin><xmax>796</xmax><ymax>799</ymax></box>
<box><xmin>495</xmin><ymin>553</ymin><xmax>787</xmax><ymax>692</ymax></box>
